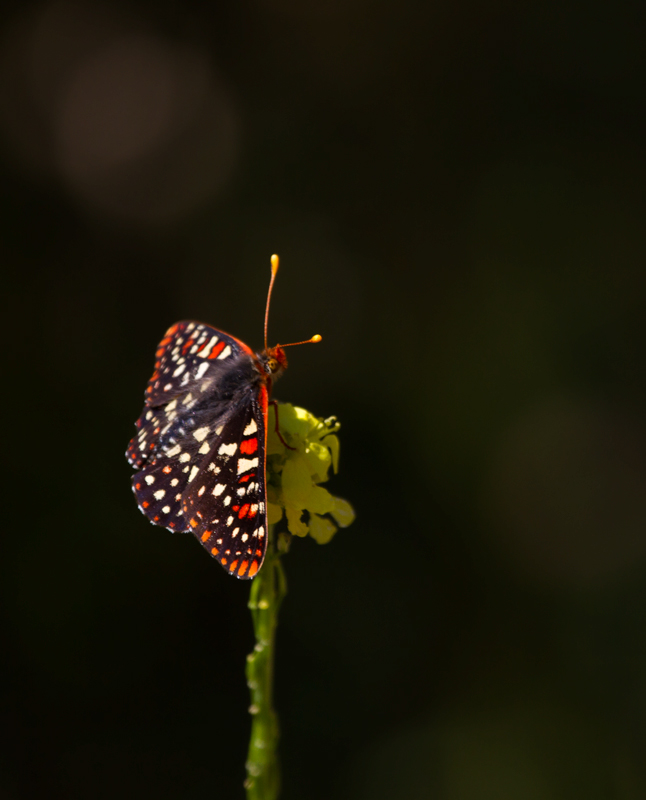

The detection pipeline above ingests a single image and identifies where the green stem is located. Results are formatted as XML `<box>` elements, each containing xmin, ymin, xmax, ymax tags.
<box><xmin>245</xmin><ymin>525</ymin><xmax>287</xmax><ymax>800</ymax></box>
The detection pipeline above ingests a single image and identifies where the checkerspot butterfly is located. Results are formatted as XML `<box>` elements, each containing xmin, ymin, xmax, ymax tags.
<box><xmin>126</xmin><ymin>255</ymin><xmax>321</xmax><ymax>579</ymax></box>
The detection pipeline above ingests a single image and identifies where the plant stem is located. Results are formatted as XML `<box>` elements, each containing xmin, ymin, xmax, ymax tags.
<box><xmin>245</xmin><ymin>526</ymin><xmax>287</xmax><ymax>800</ymax></box>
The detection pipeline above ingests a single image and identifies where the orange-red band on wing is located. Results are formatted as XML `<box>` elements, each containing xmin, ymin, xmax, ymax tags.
<box><xmin>240</xmin><ymin>437</ymin><xmax>258</xmax><ymax>454</ymax></box>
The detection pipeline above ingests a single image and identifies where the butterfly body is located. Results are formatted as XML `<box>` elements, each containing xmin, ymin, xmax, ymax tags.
<box><xmin>127</xmin><ymin>320</ymin><xmax>288</xmax><ymax>579</ymax></box>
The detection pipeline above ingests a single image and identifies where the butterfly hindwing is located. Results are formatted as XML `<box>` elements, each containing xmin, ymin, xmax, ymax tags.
<box><xmin>131</xmin><ymin>460</ymin><xmax>189</xmax><ymax>532</ymax></box>
<box><xmin>130</xmin><ymin>407</ymin><xmax>227</xmax><ymax>533</ymax></box>
<box><xmin>181</xmin><ymin>387</ymin><xmax>269</xmax><ymax>579</ymax></box>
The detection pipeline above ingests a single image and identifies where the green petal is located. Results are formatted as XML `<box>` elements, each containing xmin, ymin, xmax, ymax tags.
<box><xmin>266</xmin><ymin>484</ymin><xmax>281</xmax><ymax>505</ymax></box>
<box><xmin>309</xmin><ymin>514</ymin><xmax>338</xmax><ymax>544</ymax></box>
<box><xmin>282</xmin><ymin>453</ymin><xmax>313</xmax><ymax>508</ymax></box>
<box><xmin>307</xmin><ymin>485</ymin><xmax>336</xmax><ymax>515</ymax></box>
<box><xmin>321</xmin><ymin>434</ymin><xmax>340</xmax><ymax>474</ymax></box>
<box><xmin>286</xmin><ymin>505</ymin><xmax>309</xmax><ymax>537</ymax></box>
<box><xmin>303</xmin><ymin>441</ymin><xmax>332</xmax><ymax>482</ymax></box>
<box><xmin>267</xmin><ymin>502</ymin><xmax>283</xmax><ymax>525</ymax></box>
<box><xmin>330</xmin><ymin>497</ymin><xmax>356</xmax><ymax>528</ymax></box>
<box><xmin>266</xmin><ymin>425</ymin><xmax>284</xmax><ymax>455</ymax></box>
<box><xmin>279</xmin><ymin>404</ymin><xmax>318</xmax><ymax>438</ymax></box>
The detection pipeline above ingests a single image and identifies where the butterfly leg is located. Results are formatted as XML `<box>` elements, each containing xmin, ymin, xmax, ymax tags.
<box><xmin>270</xmin><ymin>400</ymin><xmax>296</xmax><ymax>450</ymax></box>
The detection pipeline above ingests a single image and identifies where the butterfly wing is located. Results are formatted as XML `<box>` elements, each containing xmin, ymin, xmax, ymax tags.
<box><xmin>181</xmin><ymin>386</ymin><xmax>269</xmax><ymax>579</ymax></box>
<box><xmin>128</xmin><ymin>321</ymin><xmax>270</xmax><ymax>578</ymax></box>
<box><xmin>126</xmin><ymin>321</ymin><xmax>253</xmax><ymax>469</ymax></box>
<box><xmin>130</xmin><ymin>419</ymin><xmax>219</xmax><ymax>533</ymax></box>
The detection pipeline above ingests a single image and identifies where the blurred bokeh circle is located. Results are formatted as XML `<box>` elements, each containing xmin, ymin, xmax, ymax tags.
<box><xmin>0</xmin><ymin>1</ymin><xmax>239</xmax><ymax>224</ymax></box>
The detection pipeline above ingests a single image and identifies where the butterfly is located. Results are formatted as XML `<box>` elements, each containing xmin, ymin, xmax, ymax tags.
<box><xmin>126</xmin><ymin>255</ymin><xmax>321</xmax><ymax>578</ymax></box>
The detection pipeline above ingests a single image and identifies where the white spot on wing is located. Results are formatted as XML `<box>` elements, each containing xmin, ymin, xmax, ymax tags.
<box><xmin>154</xmin><ymin>490</ymin><xmax>166</xmax><ymax>500</ymax></box>
<box><xmin>219</xmin><ymin>442</ymin><xmax>237</xmax><ymax>457</ymax></box>
<box><xmin>199</xmin><ymin>441</ymin><xmax>210</xmax><ymax>454</ymax></box>
<box><xmin>166</xmin><ymin>444</ymin><xmax>181</xmax><ymax>457</ymax></box>
<box><xmin>212</xmin><ymin>484</ymin><xmax>226</xmax><ymax>497</ymax></box>
<box><xmin>188</xmin><ymin>465</ymin><xmax>199</xmax><ymax>482</ymax></box>
<box><xmin>244</xmin><ymin>419</ymin><xmax>258</xmax><ymax>435</ymax></box>
<box><xmin>179</xmin><ymin>452</ymin><xmax>191</xmax><ymax>463</ymax></box>
<box><xmin>193</xmin><ymin>427</ymin><xmax>210</xmax><ymax>441</ymax></box>
<box><xmin>173</xmin><ymin>364</ymin><xmax>186</xmax><ymax>377</ymax></box>
<box><xmin>171</xmin><ymin>478</ymin><xmax>179</xmax><ymax>487</ymax></box>
<box><xmin>237</xmin><ymin>457</ymin><xmax>259</xmax><ymax>475</ymax></box>
<box><xmin>162</xmin><ymin>505</ymin><xmax>171</xmax><ymax>513</ymax></box>
<box><xmin>217</xmin><ymin>345</ymin><xmax>232</xmax><ymax>360</ymax></box>
<box><xmin>166</xmin><ymin>399</ymin><xmax>177</xmax><ymax>411</ymax></box>
<box><xmin>145</xmin><ymin>475</ymin><xmax>155</xmax><ymax>485</ymax></box>
<box><xmin>195</xmin><ymin>362</ymin><xmax>209</xmax><ymax>380</ymax></box>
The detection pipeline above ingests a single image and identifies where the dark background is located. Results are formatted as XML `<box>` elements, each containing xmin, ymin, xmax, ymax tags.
<box><xmin>3</xmin><ymin>0</ymin><xmax>646</xmax><ymax>797</ymax></box>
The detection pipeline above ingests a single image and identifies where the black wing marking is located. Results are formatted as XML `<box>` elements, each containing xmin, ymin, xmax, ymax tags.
<box><xmin>181</xmin><ymin>391</ymin><xmax>268</xmax><ymax>579</ymax></box>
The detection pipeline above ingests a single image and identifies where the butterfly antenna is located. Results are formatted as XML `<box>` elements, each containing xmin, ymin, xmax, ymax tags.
<box><xmin>279</xmin><ymin>335</ymin><xmax>322</xmax><ymax>348</ymax></box>
<box><xmin>265</xmin><ymin>253</ymin><xmax>323</xmax><ymax>349</ymax></box>
<box><xmin>264</xmin><ymin>254</ymin><xmax>280</xmax><ymax>351</ymax></box>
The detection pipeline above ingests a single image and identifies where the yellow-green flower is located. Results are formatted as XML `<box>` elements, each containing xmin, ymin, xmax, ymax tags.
<box><xmin>266</xmin><ymin>403</ymin><xmax>355</xmax><ymax>544</ymax></box>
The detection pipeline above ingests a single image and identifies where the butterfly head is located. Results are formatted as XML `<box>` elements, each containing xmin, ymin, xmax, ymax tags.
<box><xmin>266</xmin><ymin>345</ymin><xmax>289</xmax><ymax>375</ymax></box>
<box><xmin>257</xmin><ymin>345</ymin><xmax>288</xmax><ymax>381</ymax></box>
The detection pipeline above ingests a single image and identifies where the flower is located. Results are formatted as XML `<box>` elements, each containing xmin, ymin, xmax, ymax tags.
<box><xmin>266</xmin><ymin>403</ymin><xmax>355</xmax><ymax>544</ymax></box>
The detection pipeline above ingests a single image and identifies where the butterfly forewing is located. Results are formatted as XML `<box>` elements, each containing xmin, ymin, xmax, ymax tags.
<box><xmin>181</xmin><ymin>389</ymin><xmax>268</xmax><ymax>579</ymax></box>
<box><xmin>130</xmin><ymin>405</ymin><xmax>229</xmax><ymax>532</ymax></box>
<box><xmin>144</xmin><ymin>321</ymin><xmax>250</xmax><ymax>408</ymax></box>
<box><xmin>127</xmin><ymin>322</ymin><xmax>250</xmax><ymax>468</ymax></box>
